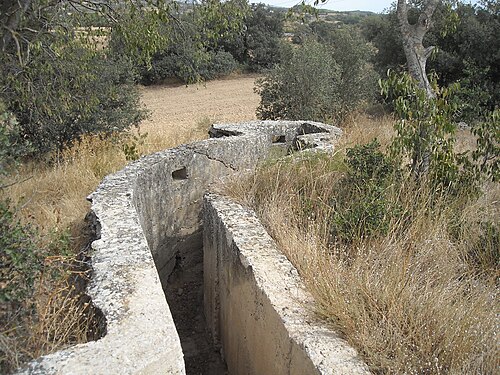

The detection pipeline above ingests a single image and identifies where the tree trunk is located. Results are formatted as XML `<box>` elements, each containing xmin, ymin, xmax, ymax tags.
<box><xmin>397</xmin><ymin>0</ymin><xmax>439</xmax><ymax>178</ymax></box>
<box><xmin>396</xmin><ymin>0</ymin><xmax>439</xmax><ymax>98</ymax></box>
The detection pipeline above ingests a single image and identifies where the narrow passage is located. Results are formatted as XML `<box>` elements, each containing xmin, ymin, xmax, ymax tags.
<box><xmin>164</xmin><ymin>241</ymin><xmax>227</xmax><ymax>375</ymax></box>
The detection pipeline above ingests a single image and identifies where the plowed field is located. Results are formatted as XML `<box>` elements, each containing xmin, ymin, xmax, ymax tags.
<box><xmin>139</xmin><ymin>74</ymin><xmax>261</xmax><ymax>138</ymax></box>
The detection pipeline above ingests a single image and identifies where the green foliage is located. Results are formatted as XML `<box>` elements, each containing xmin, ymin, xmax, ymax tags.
<box><xmin>0</xmin><ymin>201</ymin><xmax>42</xmax><ymax>309</ymax></box>
<box><xmin>255</xmin><ymin>22</ymin><xmax>378</xmax><ymax>123</ymax></box>
<box><xmin>381</xmin><ymin>70</ymin><xmax>462</xmax><ymax>184</ymax></box>
<box><xmin>255</xmin><ymin>41</ymin><xmax>341</xmax><ymax>122</ymax></box>
<box><xmin>133</xmin><ymin>0</ymin><xmax>246</xmax><ymax>84</ymax></box>
<box><xmin>122</xmin><ymin>131</ymin><xmax>148</xmax><ymax>161</ymax></box>
<box><xmin>0</xmin><ymin>104</ymin><xmax>30</xmax><ymax>173</ymax></box>
<box><xmin>1</xmin><ymin>40</ymin><xmax>147</xmax><ymax>156</ymax></box>
<box><xmin>142</xmin><ymin>40</ymin><xmax>238</xmax><ymax>84</ymax></box>
<box><xmin>0</xmin><ymin>0</ymin><xmax>156</xmax><ymax>158</ymax></box>
<box><xmin>329</xmin><ymin>140</ymin><xmax>399</xmax><ymax>244</ymax></box>
<box><xmin>362</xmin><ymin>2</ymin><xmax>499</xmax><ymax>121</ymax></box>
<box><xmin>196</xmin><ymin>0</ymin><xmax>250</xmax><ymax>50</ymax></box>
<box><xmin>471</xmin><ymin>109</ymin><xmax>499</xmax><ymax>182</ymax></box>
<box><xmin>361</xmin><ymin>12</ymin><xmax>406</xmax><ymax>75</ymax></box>
<box><xmin>220</xmin><ymin>3</ymin><xmax>284</xmax><ymax>71</ymax></box>
<box><xmin>381</xmin><ymin>70</ymin><xmax>498</xmax><ymax>202</ymax></box>
<box><xmin>313</xmin><ymin>25</ymin><xmax>380</xmax><ymax>116</ymax></box>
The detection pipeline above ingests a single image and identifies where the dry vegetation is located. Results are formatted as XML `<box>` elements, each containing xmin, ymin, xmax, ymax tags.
<box><xmin>1</xmin><ymin>75</ymin><xmax>259</xmax><ymax>372</ymax></box>
<box><xmin>222</xmin><ymin>114</ymin><xmax>499</xmax><ymax>374</ymax></box>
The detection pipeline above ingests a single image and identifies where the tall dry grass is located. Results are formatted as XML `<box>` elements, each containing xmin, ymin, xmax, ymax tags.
<box><xmin>222</xmin><ymin>114</ymin><xmax>499</xmax><ymax>374</ymax></box>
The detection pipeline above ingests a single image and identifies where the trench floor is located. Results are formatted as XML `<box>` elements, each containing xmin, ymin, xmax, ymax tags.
<box><xmin>165</xmin><ymin>247</ymin><xmax>227</xmax><ymax>375</ymax></box>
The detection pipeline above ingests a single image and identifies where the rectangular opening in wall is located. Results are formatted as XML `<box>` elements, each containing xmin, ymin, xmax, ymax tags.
<box><xmin>172</xmin><ymin>167</ymin><xmax>188</xmax><ymax>180</ymax></box>
<box><xmin>272</xmin><ymin>135</ymin><xmax>286</xmax><ymax>143</ymax></box>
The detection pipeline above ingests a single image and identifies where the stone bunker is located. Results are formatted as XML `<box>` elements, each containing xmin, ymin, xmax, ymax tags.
<box><xmin>19</xmin><ymin>121</ymin><xmax>369</xmax><ymax>374</ymax></box>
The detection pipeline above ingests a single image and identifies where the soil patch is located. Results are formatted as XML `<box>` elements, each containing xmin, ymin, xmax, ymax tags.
<box><xmin>165</xmin><ymin>243</ymin><xmax>227</xmax><ymax>375</ymax></box>
<box><xmin>140</xmin><ymin>74</ymin><xmax>261</xmax><ymax>138</ymax></box>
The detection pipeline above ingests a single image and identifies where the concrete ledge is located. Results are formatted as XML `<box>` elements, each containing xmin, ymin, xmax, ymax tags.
<box><xmin>18</xmin><ymin>121</ymin><xmax>351</xmax><ymax>374</ymax></box>
<box><xmin>203</xmin><ymin>194</ymin><xmax>370</xmax><ymax>375</ymax></box>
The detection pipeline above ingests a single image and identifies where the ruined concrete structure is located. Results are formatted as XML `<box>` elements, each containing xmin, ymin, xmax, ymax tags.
<box><xmin>19</xmin><ymin>121</ymin><xmax>369</xmax><ymax>375</ymax></box>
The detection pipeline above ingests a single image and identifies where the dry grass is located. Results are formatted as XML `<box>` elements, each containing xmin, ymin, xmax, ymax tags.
<box><xmin>4</xmin><ymin>122</ymin><xmax>208</xmax><ymax>232</ymax></box>
<box><xmin>1</xmin><ymin>127</ymin><xmax>207</xmax><ymax>372</ymax></box>
<box><xmin>1</xmin><ymin>251</ymin><xmax>104</xmax><ymax>372</ymax></box>
<box><xmin>222</xmin><ymin>115</ymin><xmax>499</xmax><ymax>374</ymax></box>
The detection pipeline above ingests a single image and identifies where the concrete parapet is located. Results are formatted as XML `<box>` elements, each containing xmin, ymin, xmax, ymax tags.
<box><xmin>17</xmin><ymin>121</ymin><xmax>365</xmax><ymax>374</ymax></box>
<box><xmin>203</xmin><ymin>194</ymin><xmax>370</xmax><ymax>375</ymax></box>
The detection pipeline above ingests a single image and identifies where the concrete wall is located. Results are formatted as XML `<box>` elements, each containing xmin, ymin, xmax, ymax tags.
<box><xmin>18</xmin><ymin>121</ymin><xmax>367</xmax><ymax>374</ymax></box>
<box><xmin>203</xmin><ymin>194</ymin><xmax>370</xmax><ymax>375</ymax></box>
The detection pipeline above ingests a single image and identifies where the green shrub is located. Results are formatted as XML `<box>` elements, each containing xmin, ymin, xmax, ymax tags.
<box><xmin>200</xmin><ymin>50</ymin><xmax>238</xmax><ymax>80</ymax></box>
<box><xmin>220</xmin><ymin>3</ymin><xmax>284</xmax><ymax>71</ymax></box>
<box><xmin>0</xmin><ymin>200</ymin><xmax>42</xmax><ymax>313</ymax></box>
<box><xmin>0</xmin><ymin>104</ymin><xmax>30</xmax><ymax>173</ymax></box>
<box><xmin>255</xmin><ymin>41</ymin><xmax>341</xmax><ymax>122</ymax></box>
<box><xmin>143</xmin><ymin>48</ymin><xmax>238</xmax><ymax>84</ymax></box>
<box><xmin>471</xmin><ymin>109</ymin><xmax>499</xmax><ymax>182</ymax></box>
<box><xmin>1</xmin><ymin>40</ymin><xmax>147</xmax><ymax>157</ymax></box>
<box><xmin>255</xmin><ymin>31</ymin><xmax>378</xmax><ymax>123</ymax></box>
<box><xmin>329</xmin><ymin>141</ymin><xmax>400</xmax><ymax>244</ymax></box>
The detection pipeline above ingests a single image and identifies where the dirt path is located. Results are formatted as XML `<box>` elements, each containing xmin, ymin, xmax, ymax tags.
<box><xmin>139</xmin><ymin>74</ymin><xmax>261</xmax><ymax>140</ymax></box>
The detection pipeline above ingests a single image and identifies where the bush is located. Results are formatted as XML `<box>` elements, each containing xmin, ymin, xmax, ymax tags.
<box><xmin>255</xmin><ymin>41</ymin><xmax>341</xmax><ymax>122</ymax></box>
<box><xmin>329</xmin><ymin>140</ymin><xmax>400</xmax><ymax>244</ymax></box>
<box><xmin>142</xmin><ymin>47</ymin><xmax>238</xmax><ymax>84</ymax></box>
<box><xmin>1</xmin><ymin>40</ymin><xmax>147</xmax><ymax>157</ymax></box>
<box><xmin>0</xmin><ymin>104</ymin><xmax>30</xmax><ymax>172</ymax></box>
<box><xmin>220</xmin><ymin>3</ymin><xmax>284</xmax><ymax>71</ymax></box>
<box><xmin>255</xmin><ymin>30</ymin><xmax>378</xmax><ymax>123</ymax></box>
<box><xmin>200</xmin><ymin>50</ymin><xmax>238</xmax><ymax>80</ymax></box>
<box><xmin>362</xmin><ymin>3</ymin><xmax>499</xmax><ymax>121</ymax></box>
<box><xmin>0</xmin><ymin>201</ymin><xmax>44</xmax><ymax>315</ymax></box>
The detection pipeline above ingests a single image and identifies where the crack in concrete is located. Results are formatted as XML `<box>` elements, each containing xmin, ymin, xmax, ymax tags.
<box><xmin>192</xmin><ymin>149</ymin><xmax>238</xmax><ymax>171</ymax></box>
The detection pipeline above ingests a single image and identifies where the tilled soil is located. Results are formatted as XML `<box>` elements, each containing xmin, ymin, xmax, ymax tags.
<box><xmin>140</xmin><ymin>74</ymin><xmax>261</xmax><ymax>137</ymax></box>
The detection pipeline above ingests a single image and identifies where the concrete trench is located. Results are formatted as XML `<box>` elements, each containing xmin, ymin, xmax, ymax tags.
<box><xmin>18</xmin><ymin>121</ymin><xmax>370</xmax><ymax>375</ymax></box>
<box><xmin>163</xmin><ymin>230</ymin><xmax>227</xmax><ymax>375</ymax></box>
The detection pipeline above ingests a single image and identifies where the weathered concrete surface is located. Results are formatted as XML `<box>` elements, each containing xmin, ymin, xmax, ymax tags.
<box><xmin>204</xmin><ymin>194</ymin><xmax>370</xmax><ymax>375</ymax></box>
<box><xmin>18</xmin><ymin>120</ymin><xmax>348</xmax><ymax>374</ymax></box>
<box><xmin>19</xmin><ymin>161</ymin><xmax>185</xmax><ymax>375</ymax></box>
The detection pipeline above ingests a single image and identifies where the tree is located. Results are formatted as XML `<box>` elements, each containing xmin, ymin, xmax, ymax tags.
<box><xmin>220</xmin><ymin>3</ymin><xmax>284</xmax><ymax>71</ymax></box>
<box><xmin>256</xmin><ymin>41</ymin><xmax>341</xmax><ymax>122</ymax></box>
<box><xmin>396</xmin><ymin>0</ymin><xmax>440</xmax><ymax>98</ymax></box>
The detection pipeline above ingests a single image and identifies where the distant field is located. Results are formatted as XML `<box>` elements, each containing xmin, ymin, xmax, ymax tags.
<box><xmin>139</xmin><ymin>74</ymin><xmax>261</xmax><ymax>143</ymax></box>
<box><xmin>5</xmin><ymin>74</ymin><xmax>262</xmax><ymax>232</ymax></box>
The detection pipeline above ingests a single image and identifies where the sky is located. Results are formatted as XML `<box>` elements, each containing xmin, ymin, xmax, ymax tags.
<box><xmin>261</xmin><ymin>0</ymin><xmax>481</xmax><ymax>14</ymax></box>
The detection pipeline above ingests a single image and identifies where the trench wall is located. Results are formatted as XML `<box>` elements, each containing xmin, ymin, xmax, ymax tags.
<box><xmin>18</xmin><ymin>121</ymin><xmax>368</xmax><ymax>374</ymax></box>
<box><xmin>204</xmin><ymin>194</ymin><xmax>369</xmax><ymax>374</ymax></box>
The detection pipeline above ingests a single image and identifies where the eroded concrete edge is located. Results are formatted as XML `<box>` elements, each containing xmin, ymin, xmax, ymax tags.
<box><xmin>204</xmin><ymin>194</ymin><xmax>371</xmax><ymax>375</ymax></box>
<box><xmin>18</xmin><ymin>120</ymin><xmax>349</xmax><ymax>374</ymax></box>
